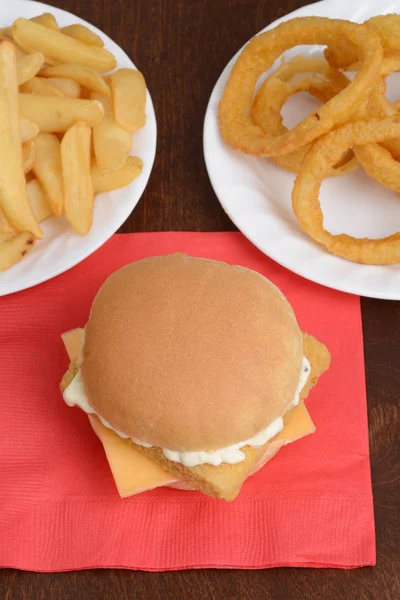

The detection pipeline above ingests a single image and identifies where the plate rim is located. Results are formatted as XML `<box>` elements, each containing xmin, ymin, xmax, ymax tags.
<box><xmin>0</xmin><ymin>0</ymin><xmax>157</xmax><ymax>296</ymax></box>
<box><xmin>203</xmin><ymin>0</ymin><xmax>400</xmax><ymax>301</ymax></box>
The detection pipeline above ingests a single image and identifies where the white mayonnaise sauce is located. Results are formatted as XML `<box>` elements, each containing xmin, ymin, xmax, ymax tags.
<box><xmin>63</xmin><ymin>356</ymin><xmax>310</xmax><ymax>467</ymax></box>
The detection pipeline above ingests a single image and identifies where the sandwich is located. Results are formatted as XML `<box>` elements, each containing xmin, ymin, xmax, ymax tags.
<box><xmin>60</xmin><ymin>254</ymin><xmax>330</xmax><ymax>501</ymax></box>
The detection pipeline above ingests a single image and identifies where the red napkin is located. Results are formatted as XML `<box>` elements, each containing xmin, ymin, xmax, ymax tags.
<box><xmin>0</xmin><ymin>232</ymin><xmax>375</xmax><ymax>571</ymax></box>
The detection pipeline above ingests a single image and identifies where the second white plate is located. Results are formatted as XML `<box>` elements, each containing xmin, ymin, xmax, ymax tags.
<box><xmin>204</xmin><ymin>0</ymin><xmax>400</xmax><ymax>299</ymax></box>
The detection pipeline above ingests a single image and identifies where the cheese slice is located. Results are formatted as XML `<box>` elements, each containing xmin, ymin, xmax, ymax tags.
<box><xmin>249</xmin><ymin>401</ymin><xmax>315</xmax><ymax>476</ymax></box>
<box><xmin>61</xmin><ymin>327</ymin><xmax>84</xmax><ymax>362</ymax></box>
<box><xmin>89</xmin><ymin>415</ymin><xmax>178</xmax><ymax>496</ymax></box>
<box><xmin>62</xmin><ymin>328</ymin><xmax>316</xmax><ymax>498</ymax></box>
<box><xmin>276</xmin><ymin>402</ymin><xmax>315</xmax><ymax>443</ymax></box>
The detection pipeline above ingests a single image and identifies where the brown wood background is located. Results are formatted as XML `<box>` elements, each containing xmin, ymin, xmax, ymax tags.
<box><xmin>1</xmin><ymin>0</ymin><xmax>400</xmax><ymax>598</ymax></box>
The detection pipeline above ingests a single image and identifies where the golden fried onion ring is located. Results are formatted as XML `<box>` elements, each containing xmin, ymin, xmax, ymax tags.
<box><xmin>292</xmin><ymin>116</ymin><xmax>400</xmax><ymax>265</ymax></box>
<box><xmin>251</xmin><ymin>57</ymin><xmax>358</xmax><ymax>175</ymax></box>
<box><xmin>325</xmin><ymin>14</ymin><xmax>400</xmax><ymax>69</ymax></box>
<box><xmin>340</xmin><ymin>55</ymin><xmax>400</xmax><ymax>166</ymax></box>
<box><xmin>344</xmin><ymin>56</ymin><xmax>400</xmax><ymax>190</ymax></box>
<box><xmin>219</xmin><ymin>17</ymin><xmax>383</xmax><ymax>157</ymax></box>
<box><xmin>354</xmin><ymin>143</ymin><xmax>400</xmax><ymax>194</ymax></box>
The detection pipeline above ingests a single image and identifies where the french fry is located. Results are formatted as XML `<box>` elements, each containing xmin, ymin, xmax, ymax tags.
<box><xmin>92</xmin><ymin>156</ymin><xmax>143</xmax><ymax>193</ymax></box>
<box><xmin>46</xmin><ymin>76</ymin><xmax>80</xmax><ymax>98</ymax></box>
<box><xmin>26</xmin><ymin>179</ymin><xmax>53</xmax><ymax>222</ymax></box>
<box><xmin>61</xmin><ymin>121</ymin><xmax>93</xmax><ymax>234</ymax></box>
<box><xmin>20</xmin><ymin>76</ymin><xmax>64</xmax><ymax>97</ymax></box>
<box><xmin>12</xmin><ymin>41</ymin><xmax>27</xmax><ymax>60</ymax></box>
<box><xmin>0</xmin><ymin>40</ymin><xmax>42</xmax><ymax>238</ymax></box>
<box><xmin>0</xmin><ymin>208</ymin><xmax>15</xmax><ymax>233</ymax></box>
<box><xmin>19</xmin><ymin>94</ymin><xmax>104</xmax><ymax>132</ymax></box>
<box><xmin>20</xmin><ymin>116</ymin><xmax>39</xmax><ymax>142</ymax></box>
<box><xmin>91</xmin><ymin>90</ymin><xmax>131</xmax><ymax>170</ymax></box>
<box><xmin>12</xmin><ymin>18</ymin><xmax>116</xmax><ymax>72</ymax></box>
<box><xmin>110</xmin><ymin>69</ymin><xmax>146</xmax><ymax>132</ymax></box>
<box><xmin>22</xmin><ymin>139</ymin><xmax>36</xmax><ymax>174</ymax></box>
<box><xmin>31</xmin><ymin>13</ymin><xmax>59</xmax><ymax>31</ymax></box>
<box><xmin>2</xmin><ymin>14</ymin><xmax>59</xmax><ymax>37</ymax></box>
<box><xmin>0</xmin><ymin>232</ymin><xmax>36</xmax><ymax>271</ymax></box>
<box><xmin>41</xmin><ymin>63</ymin><xmax>110</xmax><ymax>96</ymax></box>
<box><xmin>16</xmin><ymin>51</ymin><xmax>44</xmax><ymax>85</ymax></box>
<box><xmin>61</xmin><ymin>24</ymin><xmax>104</xmax><ymax>48</ymax></box>
<box><xmin>32</xmin><ymin>133</ymin><xmax>64</xmax><ymax>217</ymax></box>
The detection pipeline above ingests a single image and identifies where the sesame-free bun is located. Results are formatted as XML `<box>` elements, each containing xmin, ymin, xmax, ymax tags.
<box><xmin>81</xmin><ymin>255</ymin><xmax>303</xmax><ymax>452</ymax></box>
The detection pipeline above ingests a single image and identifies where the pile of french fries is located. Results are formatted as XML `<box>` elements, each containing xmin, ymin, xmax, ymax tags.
<box><xmin>0</xmin><ymin>12</ymin><xmax>146</xmax><ymax>272</ymax></box>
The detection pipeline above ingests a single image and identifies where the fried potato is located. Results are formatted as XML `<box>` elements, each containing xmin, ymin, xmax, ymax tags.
<box><xmin>0</xmin><ymin>231</ymin><xmax>36</xmax><ymax>271</ymax></box>
<box><xmin>32</xmin><ymin>132</ymin><xmax>64</xmax><ymax>218</ymax></box>
<box><xmin>31</xmin><ymin>13</ymin><xmax>59</xmax><ymax>31</ymax></box>
<box><xmin>46</xmin><ymin>76</ymin><xmax>81</xmax><ymax>98</ymax></box>
<box><xmin>19</xmin><ymin>94</ymin><xmax>104</xmax><ymax>132</ymax></box>
<box><xmin>20</xmin><ymin>76</ymin><xmax>64</xmax><ymax>97</ymax></box>
<box><xmin>26</xmin><ymin>179</ymin><xmax>53</xmax><ymax>222</ymax></box>
<box><xmin>61</xmin><ymin>24</ymin><xmax>104</xmax><ymax>47</ymax></box>
<box><xmin>20</xmin><ymin>116</ymin><xmax>39</xmax><ymax>142</ymax></box>
<box><xmin>40</xmin><ymin>63</ymin><xmax>110</xmax><ymax>96</ymax></box>
<box><xmin>1</xmin><ymin>14</ymin><xmax>59</xmax><ymax>37</ymax></box>
<box><xmin>91</xmin><ymin>90</ymin><xmax>131</xmax><ymax>170</ymax></box>
<box><xmin>10</xmin><ymin>40</ymin><xmax>27</xmax><ymax>60</ymax></box>
<box><xmin>0</xmin><ymin>40</ymin><xmax>42</xmax><ymax>238</ymax></box>
<box><xmin>33</xmin><ymin>133</ymin><xmax>64</xmax><ymax>217</ymax></box>
<box><xmin>0</xmin><ymin>26</ymin><xmax>11</xmax><ymax>37</ymax></box>
<box><xmin>16</xmin><ymin>51</ymin><xmax>45</xmax><ymax>85</ymax></box>
<box><xmin>22</xmin><ymin>138</ymin><xmax>36</xmax><ymax>174</ymax></box>
<box><xmin>110</xmin><ymin>69</ymin><xmax>146</xmax><ymax>132</ymax></box>
<box><xmin>92</xmin><ymin>156</ymin><xmax>143</xmax><ymax>193</ymax></box>
<box><xmin>0</xmin><ymin>208</ymin><xmax>15</xmax><ymax>233</ymax></box>
<box><xmin>61</xmin><ymin>121</ymin><xmax>93</xmax><ymax>234</ymax></box>
<box><xmin>12</xmin><ymin>18</ymin><xmax>116</xmax><ymax>72</ymax></box>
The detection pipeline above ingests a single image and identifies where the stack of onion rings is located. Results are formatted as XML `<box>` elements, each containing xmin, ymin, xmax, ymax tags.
<box><xmin>219</xmin><ymin>17</ymin><xmax>383</xmax><ymax>157</ymax></box>
<box><xmin>219</xmin><ymin>15</ymin><xmax>400</xmax><ymax>265</ymax></box>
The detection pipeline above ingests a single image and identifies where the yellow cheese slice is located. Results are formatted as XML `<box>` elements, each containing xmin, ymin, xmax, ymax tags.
<box><xmin>89</xmin><ymin>415</ymin><xmax>178</xmax><ymax>497</ymax></box>
<box><xmin>61</xmin><ymin>327</ymin><xmax>84</xmax><ymax>362</ymax></box>
<box><xmin>248</xmin><ymin>402</ymin><xmax>315</xmax><ymax>475</ymax></box>
<box><xmin>62</xmin><ymin>328</ymin><xmax>315</xmax><ymax>498</ymax></box>
<box><xmin>276</xmin><ymin>401</ymin><xmax>315</xmax><ymax>443</ymax></box>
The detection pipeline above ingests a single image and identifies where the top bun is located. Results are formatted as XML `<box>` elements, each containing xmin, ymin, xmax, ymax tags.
<box><xmin>81</xmin><ymin>255</ymin><xmax>303</xmax><ymax>452</ymax></box>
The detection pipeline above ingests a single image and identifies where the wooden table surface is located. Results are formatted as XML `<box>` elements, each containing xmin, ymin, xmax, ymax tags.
<box><xmin>2</xmin><ymin>0</ymin><xmax>400</xmax><ymax>598</ymax></box>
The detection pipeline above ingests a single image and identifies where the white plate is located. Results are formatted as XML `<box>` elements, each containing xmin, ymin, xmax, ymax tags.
<box><xmin>0</xmin><ymin>0</ymin><xmax>157</xmax><ymax>296</ymax></box>
<box><xmin>204</xmin><ymin>0</ymin><xmax>400</xmax><ymax>300</ymax></box>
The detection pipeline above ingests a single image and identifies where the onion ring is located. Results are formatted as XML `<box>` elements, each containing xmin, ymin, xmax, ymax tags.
<box><xmin>219</xmin><ymin>17</ymin><xmax>383</xmax><ymax>157</ymax></box>
<box><xmin>381</xmin><ymin>138</ymin><xmax>400</xmax><ymax>162</ymax></box>
<box><xmin>325</xmin><ymin>14</ymin><xmax>400</xmax><ymax>69</ymax></box>
<box><xmin>354</xmin><ymin>143</ymin><xmax>400</xmax><ymax>194</ymax></box>
<box><xmin>292</xmin><ymin>116</ymin><xmax>400</xmax><ymax>265</ymax></box>
<box><xmin>346</xmin><ymin>54</ymin><xmax>400</xmax><ymax>77</ymax></box>
<box><xmin>251</xmin><ymin>57</ymin><xmax>358</xmax><ymax>175</ymax></box>
<box><xmin>345</xmin><ymin>57</ymin><xmax>400</xmax><ymax>189</ymax></box>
